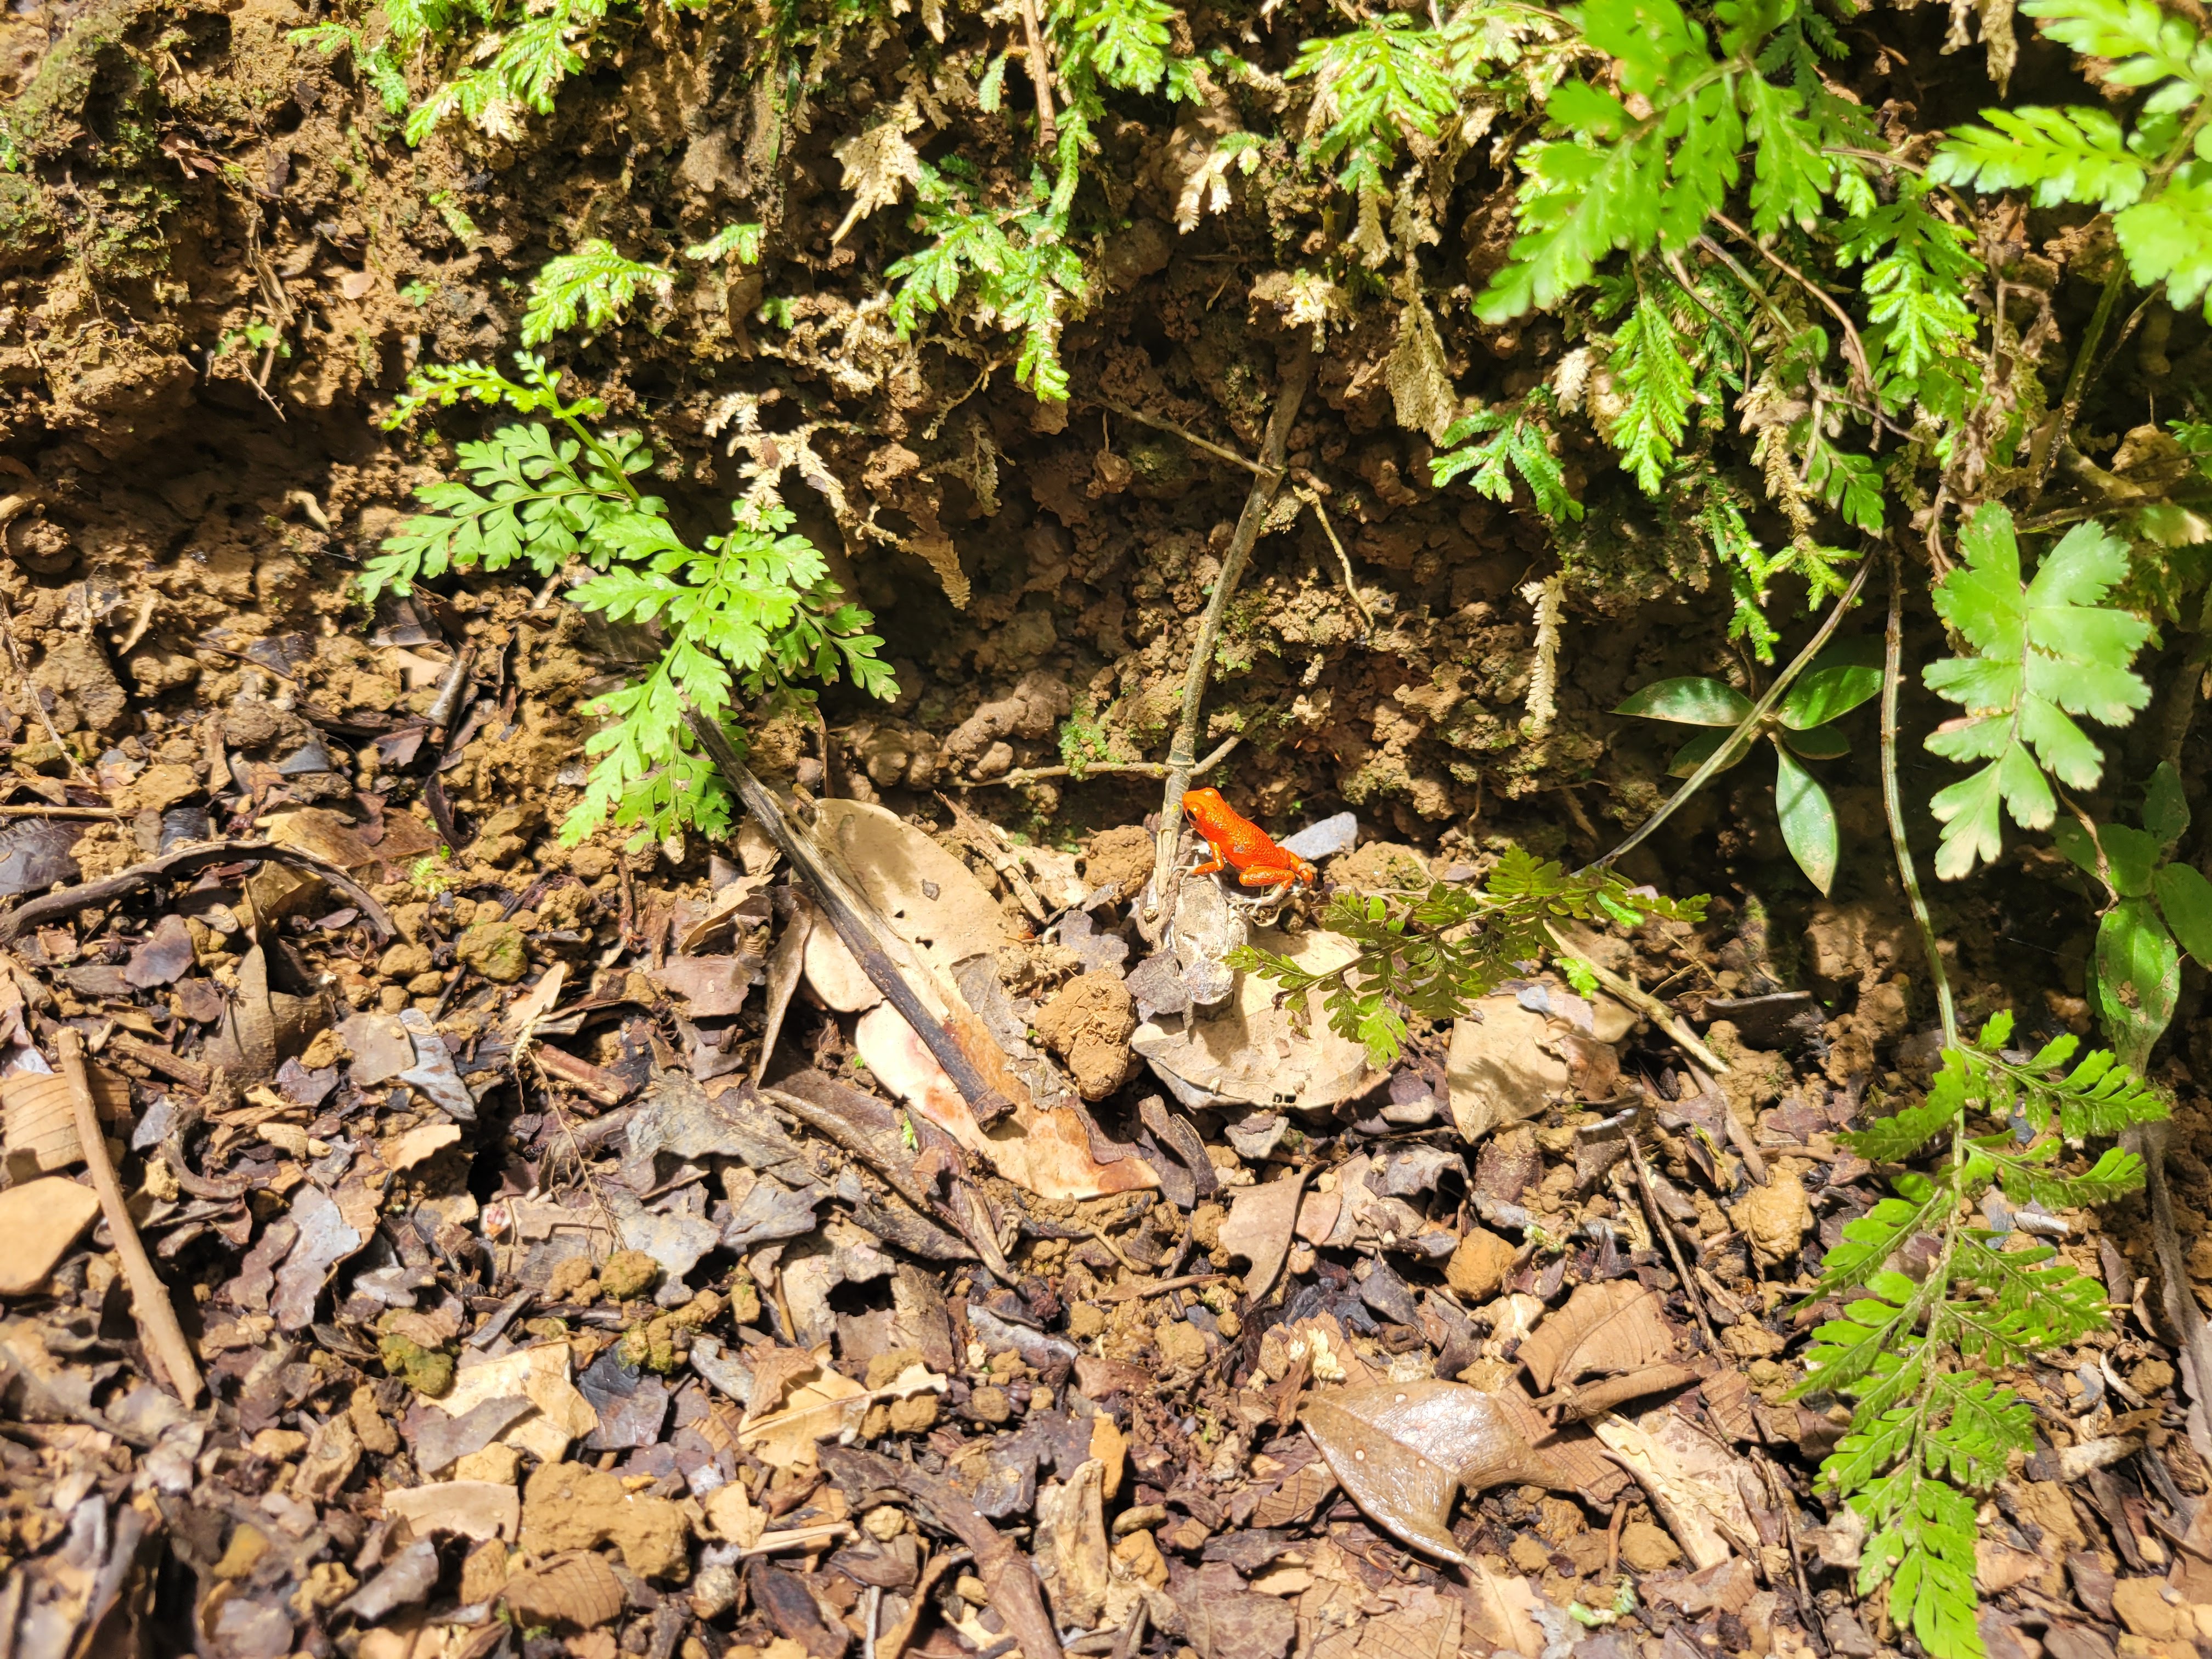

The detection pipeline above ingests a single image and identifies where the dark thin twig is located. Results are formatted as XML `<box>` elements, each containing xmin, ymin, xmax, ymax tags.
<box><xmin>1628</xmin><ymin>1132</ymin><xmax>1721</xmax><ymax>1352</ymax></box>
<box><xmin>682</xmin><ymin>705</ymin><xmax>1014</xmax><ymax>1124</ymax></box>
<box><xmin>1142</xmin><ymin>341</ymin><xmax>1314</xmax><ymax>933</ymax></box>
<box><xmin>1590</xmin><ymin>553</ymin><xmax>1874</xmax><ymax>873</ymax></box>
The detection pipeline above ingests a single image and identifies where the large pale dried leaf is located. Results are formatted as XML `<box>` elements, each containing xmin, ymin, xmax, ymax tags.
<box><xmin>1386</xmin><ymin>295</ymin><xmax>1458</xmax><ymax>445</ymax></box>
<box><xmin>1446</xmin><ymin>1000</ymin><xmax>1569</xmax><ymax>1141</ymax></box>
<box><xmin>1220</xmin><ymin>1172</ymin><xmax>1308</xmax><ymax>1303</ymax></box>
<box><xmin>1591</xmin><ymin>1403</ymin><xmax>1760</xmax><ymax>1570</ymax></box>
<box><xmin>737</xmin><ymin>1351</ymin><xmax>916</xmax><ymax>1471</ymax></box>
<box><xmin>1132</xmin><ymin>926</ymin><xmax>1376</xmax><ymax>1110</ymax></box>
<box><xmin>1455</xmin><ymin>1558</ymin><xmax>1544</xmax><ymax>1658</ymax></box>
<box><xmin>814</xmin><ymin>800</ymin><xmax>1016</xmax><ymax>975</ymax></box>
<box><xmin>0</xmin><ymin>1176</ymin><xmax>100</xmax><ymax>1294</ymax></box>
<box><xmin>802</xmin><ymin>916</ymin><xmax>880</xmax><ymax>1012</ymax></box>
<box><xmin>503</xmin><ymin>1550</ymin><xmax>624</xmax><ymax>1628</ymax></box>
<box><xmin>854</xmin><ymin>1001</ymin><xmax>1154</xmax><ymax>1201</ymax></box>
<box><xmin>381</xmin><ymin>1479</ymin><xmax>522</xmax><ymax>1542</ymax></box>
<box><xmin>436</xmin><ymin>1344</ymin><xmax>597</xmax><ymax>1464</ymax></box>
<box><xmin>1518</xmin><ymin>1282</ymin><xmax>1683</xmax><ymax>1392</ymax></box>
<box><xmin>832</xmin><ymin>103</ymin><xmax>923</xmax><ymax>241</ymax></box>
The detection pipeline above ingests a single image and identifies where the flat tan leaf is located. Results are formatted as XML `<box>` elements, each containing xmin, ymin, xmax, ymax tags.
<box><xmin>1455</xmin><ymin>1558</ymin><xmax>1544</xmax><ymax>1658</ymax></box>
<box><xmin>1592</xmin><ymin>1403</ymin><xmax>1760</xmax><ymax>1571</ymax></box>
<box><xmin>0</xmin><ymin>1177</ymin><xmax>100</xmax><ymax>1293</ymax></box>
<box><xmin>503</xmin><ymin>1550</ymin><xmax>624</xmax><ymax>1629</ymax></box>
<box><xmin>1219</xmin><ymin>1172</ymin><xmax>1309</xmax><ymax>1303</ymax></box>
<box><xmin>1040</xmin><ymin>1458</ymin><xmax>1110</xmax><ymax>1629</ymax></box>
<box><xmin>832</xmin><ymin>103</ymin><xmax>923</xmax><ymax>242</ymax></box>
<box><xmin>1357</xmin><ymin>1587</ymin><xmax>1463</xmax><ymax>1659</ymax></box>
<box><xmin>1251</xmin><ymin>1460</ymin><xmax>1337</xmax><ymax>1528</ymax></box>
<box><xmin>1518</xmin><ymin>1282</ymin><xmax>1683</xmax><ymax>1392</ymax></box>
<box><xmin>1446</xmin><ymin>1000</ymin><xmax>1569</xmax><ymax>1142</ymax></box>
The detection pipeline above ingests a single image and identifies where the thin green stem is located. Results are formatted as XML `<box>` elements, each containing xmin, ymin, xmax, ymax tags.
<box><xmin>2028</xmin><ymin>102</ymin><xmax>2212</xmax><ymax>498</ymax></box>
<box><xmin>1882</xmin><ymin>546</ymin><xmax>1959</xmax><ymax>1049</ymax></box>
<box><xmin>1593</xmin><ymin>550</ymin><xmax>1873</xmax><ymax>872</ymax></box>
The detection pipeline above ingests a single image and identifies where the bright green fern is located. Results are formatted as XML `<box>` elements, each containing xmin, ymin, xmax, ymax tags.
<box><xmin>365</xmin><ymin>355</ymin><xmax>893</xmax><ymax>848</ymax></box>
<box><xmin>1797</xmin><ymin>1009</ymin><xmax>2164</xmax><ymax>1659</ymax></box>
<box><xmin>521</xmin><ymin>241</ymin><xmax>673</xmax><ymax>347</ymax></box>
<box><xmin>1228</xmin><ymin>848</ymin><xmax>1705</xmax><ymax>1065</ymax></box>
<box><xmin>1921</xmin><ymin>503</ymin><xmax>2153</xmax><ymax>880</ymax></box>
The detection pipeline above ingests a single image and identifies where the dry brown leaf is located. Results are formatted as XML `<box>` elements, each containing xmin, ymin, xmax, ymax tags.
<box><xmin>1302</xmin><ymin>1381</ymin><xmax>1571</xmax><ymax>1565</ymax></box>
<box><xmin>1219</xmin><ymin>1172</ymin><xmax>1309</xmax><ymax>1303</ymax></box>
<box><xmin>1592</xmin><ymin>1403</ymin><xmax>1760</xmax><ymax>1570</ymax></box>
<box><xmin>434</xmin><ymin>1344</ymin><xmax>597</xmax><ymax>1464</ymax></box>
<box><xmin>1455</xmin><ymin>1558</ymin><xmax>1545</xmax><ymax>1658</ymax></box>
<box><xmin>503</xmin><ymin>1550</ymin><xmax>624</xmax><ymax>1628</ymax></box>
<box><xmin>1358</xmin><ymin>1585</ymin><xmax>1463</xmax><ymax>1659</ymax></box>
<box><xmin>1131</xmin><ymin>925</ymin><xmax>1377</xmax><ymax>1111</ymax></box>
<box><xmin>1518</xmin><ymin>1282</ymin><xmax>1683</xmax><ymax>1392</ymax></box>
<box><xmin>1040</xmin><ymin>1457</ymin><xmax>1111</xmax><ymax>1629</ymax></box>
<box><xmin>738</xmin><ymin>1352</ymin><xmax>944</xmax><ymax>1471</ymax></box>
<box><xmin>853</xmin><ymin>1001</ymin><xmax>1155</xmax><ymax>1201</ymax></box>
<box><xmin>0</xmin><ymin>1176</ymin><xmax>101</xmax><ymax>1293</ymax></box>
<box><xmin>1446</xmin><ymin>1000</ymin><xmax>1570</xmax><ymax>1141</ymax></box>
<box><xmin>382</xmin><ymin>1124</ymin><xmax>461</xmax><ymax>1172</ymax></box>
<box><xmin>831</xmin><ymin>102</ymin><xmax>924</xmax><ymax>242</ymax></box>
<box><xmin>1251</xmin><ymin>1460</ymin><xmax>1337</xmax><ymax>1528</ymax></box>
<box><xmin>812</xmin><ymin>799</ymin><xmax>1015</xmax><ymax>977</ymax></box>
<box><xmin>501</xmin><ymin>962</ymin><xmax>567</xmax><ymax>1035</ymax></box>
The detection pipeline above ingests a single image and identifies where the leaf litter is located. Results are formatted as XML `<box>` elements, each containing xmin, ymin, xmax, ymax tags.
<box><xmin>0</xmin><ymin>691</ymin><xmax>2198</xmax><ymax>1659</ymax></box>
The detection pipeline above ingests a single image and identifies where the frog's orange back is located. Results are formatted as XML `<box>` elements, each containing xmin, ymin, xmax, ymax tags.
<box><xmin>1182</xmin><ymin>788</ymin><xmax>1318</xmax><ymax>888</ymax></box>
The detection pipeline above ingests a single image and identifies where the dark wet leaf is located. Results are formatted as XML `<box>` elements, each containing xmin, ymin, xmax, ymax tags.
<box><xmin>270</xmin><ymin>1186</ymin><xmax>365</xmax><ymax>1330</ymax></box>
<box><xmin>338</xmin><ymin>1537</ymin><xmax>439</xmax><ymax>1622</ymax></box>
<box><xmin>0</xmin><ymin>820</ymin><xmax>81</xmax><ymax>896</ymax></box>
<box><xmin>579</xmin><ymin>1348</ymin><xmax>669</xmax><ymax>1449</ymax></box>
<box><xmin>125</xmin><ymin>915</ymin><xmax>196</xmax><ymax>987</ymax></box>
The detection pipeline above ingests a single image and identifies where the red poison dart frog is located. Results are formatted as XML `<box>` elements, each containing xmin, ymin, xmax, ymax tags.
<box><xmin>1182</xmin><ymin>787</ymin><xmax>1319</xmax><ymax>891</ymax></box>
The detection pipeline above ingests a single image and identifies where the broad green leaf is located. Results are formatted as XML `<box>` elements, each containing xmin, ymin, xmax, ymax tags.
<box><xmin>1929</xmin><ymin>106</ymin><xmax>2146</xmax><ymax>210</ymax></box>
<box><xmin>2146</xmin><ymin>760</ymin><xmax>2191</xmax><ymax>844</ymax></box>
<box><xmin>1782</xmin><ymin>725</ymin><xmax>1851</xmax><ymax>760</ymax></box>
<box><xmin>2156</xmin><ymin>863</ymin><xmax>2212</xmax><ymax>966</ymax></box>
<box><xmin>1775</xmin><ymin>745</ymin><xmax>1839</xmax><ymax>894</ymax></box>
<box><xmin>1781</xmin><ymin>661</ymin><xmax>1885</xmax><ymax>729</ymax></box>
<box><xmin>2116</xmin><ymin>176</ymin><xmax>2212</xmax><ymax>311</ymax></box>
<box><xmin>2094</xmin><ymin>896</ymin><xmax>2180</xmax><ymax>1066</ymax></box>
<box><xmin>1616</xmin><ymin>676</ymin><xmax>1753</xmax><ymax>725</ymax></box>
<box><xmin>1923</xmin><ymin>504</ymin><xmax>2152</xmax><ymax>877</ymax></box>
<box><xmin>1667</xmin><ymin>728</ymin><xmax>1752</xmax><ymax>777</ymax></box>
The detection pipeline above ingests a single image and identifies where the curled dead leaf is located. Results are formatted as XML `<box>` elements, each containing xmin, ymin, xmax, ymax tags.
<box><xmin>503</xmin><ymin>1550</ymin><xmax>624</xmax><ymax>1629</ymax></box>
